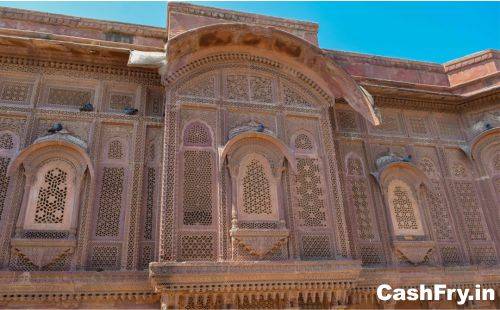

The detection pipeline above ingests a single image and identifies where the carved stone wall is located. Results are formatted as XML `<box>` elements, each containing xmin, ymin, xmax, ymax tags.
<box><xmin>0</xmin><ymin>3</ymin><xmax>498</xmax><ymax>308</ymax></box>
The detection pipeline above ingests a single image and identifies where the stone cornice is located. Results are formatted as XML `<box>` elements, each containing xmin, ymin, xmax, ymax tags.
<box><xmin>0</xmin><ymin>27</ymin><xmax>164</xmax><ymax>53</ymax></box>
<box><xmin>0</xmin><ymin>6</ymin><xmax>166</xmax><ymax>39</ymax></box>
<box><xmin>0</xmin><ymin>54</ymin><xmax>160</xmax><ymax>84</ymax></box>
<box><xmin>0</xmin><ymin>271</ymin><xmax>158</xmax><ymax>303</ymax></box>
<box><xmin>168</xmin><ymin>2</ymin><xmax>318</xmax><ymax>33</ymax></box>
<box><xmin>150</xmin><ymin>260</ymin><xmax>362</xmax><ymax>292</ymax></box>
<box><xmin>326</xmin><ymin>50</ymin><xmax>445</xmax><ymax>73</ymax></box>
<box><xmin>444</xmin><ymin>49</ymin><xmax>499</xmax><ymax>73</ymax></box>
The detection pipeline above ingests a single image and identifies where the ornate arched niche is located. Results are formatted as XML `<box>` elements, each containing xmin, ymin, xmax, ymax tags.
<box><xmin>221</xmin><ymin>130</ymin><xmax>295</xmax><ymax>260</ymax></box>
<box><xmin>7</xmin><ymin>130</ymin><xmax>93</xmax><ymax>270</ymax></box>
<box><xmin>468</xmin><ymin>126</ymin><xmax>500</xmax><ymax>237</ymax></box>
<box><xmin>372</xmin><ymin>154</ymin><xmax>434</xmax><ymax>265</ymax></box>
<box><xmin>148</xmin><ymin>22</ymin><xmax>367</xmax><ymax>265</ymax></box>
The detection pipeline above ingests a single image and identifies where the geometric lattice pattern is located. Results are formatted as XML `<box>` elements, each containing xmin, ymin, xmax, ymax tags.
<box><xmin>89</xmin><ymin>246</ymin><xmax>120</xmax><ymax>270</ymax></box>
<box><xmin>242</xmin><ymin>158</ymin><xmax>272</xmax><ymax>215</ymax></box>
<box><xmin>47</xmin><ymin>88</ymin><xmax>92</xmax><ymax>108</ymax></box>
<box><xmin>295</xmin><ymin>157</ymin><xmax>326</xmax><ymax>227</ymax></box>
<box><xmin>34</xmin><ymin>168</ymin><xmax>68</xmax><ymax>224</ymax></box>
<box><xmin>294</xmin><ymin>133</ymin><xmax>313</xmax><ymax>151</ymax></box>
<box><xmin>140</xmin><ymin>244</ymin><xmax>155</xmax><ymax>270</ymax></box>
<box><xmin>108</xmin><ymin>140</ymin><xmax>124</xmax><ymax>160</ymax></box>
<box><xmin>184</xmin><ymin>122</ymin><xmax>211</xmax><ymax>146</ymax></box>
<box><xmin>301</xmin><ymin>235</ymin><xmax>332</xmax><ymax>260</ymax></box>
<box><xmin>359</xmin><ymin>245</ymin><xmax>385</xmax><ymax>265</ymax></box>
<box><xmin>452</xmin><ymin>181</ymin><xmax>487</xmax><ymax>240</ymax></box>
<box><xmin>183</xmin><ymin>150</ymin><xmax>213</xmax><ymax>225</ymax></box>
<box><xmin>451</xmin><ymin>162</ymin><xmax>467</xmax><ymax>178</ymax></box>
<box><xmin>95</xmin><ymin>167</ymin><xmax>124</xmax><ymax>237</ymax></box>
<box><xmin>109</xmin><ymin>93</ymin><xmax>133</xmax><ymax>111</ymax></box>
<box><xmin>0</xmin><ymin>132</ymin><xmax>14</xmax><ymax>150</ymax></box>
<box><xmin>440</xmin><ymin>246</ymin><xmax>461</xmax><ymax>266</ymax></box>
<box><xmin>337</xmin><ymin>110</ymin><xmax>357</xmax><ymax>132</ymax></box>
<box><xmin>389</xmin><ymin>183</ymin><xmax>419</xmax><ymax>231</ymax></box>
<box><xmin>1</xmin><ymin>82</ymin><xmax>30</xmax><ymax>103</ymax></box>
<box><xmin>471</xmin><ymin>246</ymin><xmax>497</xmax><ymax>266</ymax></box>
<box><xmin>226</xmin><ymin>75</ymin><xmax>249</xmax><ymax>101</ymax></box>
<box><xmin>427</xmin><ymin>182</ymin><xmax>453</xmax><ymax>241</ymax></box>
<box><xmin>143</xmin><ymin>168</ymin><xmax>155</xmax><ymax>240</ymax></box>
<box><xmin>249</xmin><ymin>76</ymin><xmax>272</xmax><ymax>103</ymax></box>
<box><xmin>409</xmin><ymin>117</ymin><xmax>427</xmax><ymax>135</ymax></box>
<box><xmin>347</xmin><ymin>158</ymin><xmax>363</xmax><ymax>176</ymax></box>
<box><xmin>179</xmin><ymin>234</ymin><xmax>215</xmax><ymax>261</ymax></box>
<box><xmin>0</xmin><ymin>157</ymin><xmax>10</xmax><ymax>221</ymax></box>
<box><xmin>418</xmin><ymin>157</ymin><xmax>437</xmax><ymax>177</ymax></box>
<box><xmin>351</xmin><ymin>180</ymin><xmax>374</xmax><ymax>240</ymax></box>
<box><xmin>283</xmin><ymin>85</ymin><xmax>312</xmax><ymax>108</ymax></box>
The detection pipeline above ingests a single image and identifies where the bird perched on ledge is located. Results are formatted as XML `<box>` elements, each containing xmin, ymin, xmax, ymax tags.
<box><xmin>124</xmin><ymin>107</ymin><xmax>138</xmax><ymax>115</ymax></box>
<box><xmin>48</xmin><ymin>123</ymin><xmax>63</xmax><ymax>134</ymax></box>
<box><xmin>79</xmin><ymin>102</ymin><xmax>94</xmax><ymax>112</ymax></box>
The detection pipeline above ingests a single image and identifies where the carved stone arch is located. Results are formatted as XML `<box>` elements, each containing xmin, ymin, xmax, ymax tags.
<box><xmin>291</xmin><ymin>130</ymin><xmax>316</xmax><ymax>154</ymax></box>
<box><xmin>7</xmin><ymin>133</ymin><xmax>93</xmax><ymax>271</ymax></box>
<box><xmin>181</xmin><ymin>119</ymin><xmax>214</xmax><ymax>147</ymax></box>
<box><xmin>221</xmin><ymin>131</ymin><xmax>296</xmax><ymax>173</ymax></box>
<box><xmin>372</xmin><ymin>159</ymin><xmax>435</xmax><ymax>264</ymax></box>
<box><xmin>470</xmin><ymin>127</ymin><xmax>500</xmax><ymax>168</ymax></box>
<box><xmin>8</xmin><ymin>133</ymin><xmax>94</xmax><ymax>180</ymax></box>
<box><xmin>374</xmin><ymin>161</ymin><xmax>431</xmax><ymax>190</ymax></box>
<box><xmin>468</xmin><ymin>127</ymin><xmax>500</xmax><ymax>222</ymax></box>
<box><xmin>222</xmin><ymin>132</ymin><xmax>292</xmax><ymax>260</ymax></box>
<box><xmin>163</xmin><ymin>23</ymin><xmax>379</xmax><ymax>125</ymax></box>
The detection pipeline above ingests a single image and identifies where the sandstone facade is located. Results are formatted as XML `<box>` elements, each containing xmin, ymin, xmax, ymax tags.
<box><xmin>0</xmin><ymin>2</ymin><xmax>498</xmax><ymax>309</ymax></box>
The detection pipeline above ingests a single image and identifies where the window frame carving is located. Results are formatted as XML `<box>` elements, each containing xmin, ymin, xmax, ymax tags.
<box><xmin>8</xmin><ymin>134</ymin><xmax>93</xmax><ymax>238</ymax></box>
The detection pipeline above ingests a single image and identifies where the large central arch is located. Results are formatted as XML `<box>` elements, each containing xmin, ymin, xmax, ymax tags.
<box><xmin>163</xmin><ymin>23</ymin><xmax>380</xmax><ymax>126</ymax></box>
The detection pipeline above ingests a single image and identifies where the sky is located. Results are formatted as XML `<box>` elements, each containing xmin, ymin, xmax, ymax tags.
<box><xmin>0</xmin><ymin>1</ymin><xmax>498</xmax><ymax>63</ymax></box>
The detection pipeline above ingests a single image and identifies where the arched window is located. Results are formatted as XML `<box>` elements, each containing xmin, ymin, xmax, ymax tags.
<box><xmin>8</xmin><ymin>133</ymin><xmax>93</xmax><ymax>241</ymax></box>
<box><xmin>237</xmin><ymin>153</ymin><xmax>278</xmax><ymax>221</ymax></box>
<box><xmin>24</xmin><ymin>160</ymin><xmax>75</xmax><ymax>230</ymax></box>
<box><xmin>183</xmin><ymin>121</ymin><xmax>212</xmax><ymax>147</ymax></box>
<box><xmin>387</xmin><ymin>179</ymin><xmax>424</xmax><ymax>236</ymax></box>
<box><xmin>181</xmin><ymin>121</ymin><xmax>215</xmax><ymax>227</ymax></box>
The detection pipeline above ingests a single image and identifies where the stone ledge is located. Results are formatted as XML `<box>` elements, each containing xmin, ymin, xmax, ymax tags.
<box><xmin>150</xmin><ymin>260</ymin><xmax>363</xmax><ymax>292</ymax></box>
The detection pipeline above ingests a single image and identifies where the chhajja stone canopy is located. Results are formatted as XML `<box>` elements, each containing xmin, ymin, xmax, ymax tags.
<box><xmin>129</xmin><ymin>23</ymin><xmax>380</xmax><ymax>126</ymax></box>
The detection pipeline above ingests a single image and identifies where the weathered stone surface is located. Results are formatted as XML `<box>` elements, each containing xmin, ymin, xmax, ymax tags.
<box><xmin>0</xmin><ymin>2</ymin><xmax>498</xmax><ymax>309</ymax></box>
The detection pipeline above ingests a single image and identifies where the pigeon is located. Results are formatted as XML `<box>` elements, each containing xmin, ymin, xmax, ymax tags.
<box><xmin>256</xmin><ymin>123</ymin><xmax>265</xmax><ymax>132</ymax></box>
<box><xmin>485</xmin><ymin>123</ymin><xmax>492</xmax><ymax>130</ymax></box>
<box><xmin>402</xmin><ymin>154</ymin><xmax>412</xmax><ymax>162</ymax></box>
<box><xmin>124</xmin><ymin>107</ymin><xmax>138</xmax><ymax>115</ymax></box>
<box><xmin>79</xmin><ymin>102</ymin><xmax>94</xmax><ymax>112</ymax></box>
<box><xmin>48</xmin><ymin>123</ymin><xmax>63</xmax><ymax>134</ymax></box>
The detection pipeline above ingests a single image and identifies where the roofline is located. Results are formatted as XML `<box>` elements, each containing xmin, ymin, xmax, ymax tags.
<box><xmin>168</xmin><ymin>1</ymin><xmax>318</xmax><ymax>32</ymax></box>
<box><xmin>0</xmin><ymin>6</ymin><xmax>167</xmax><ymax>38</ymax></box>
<box><xmin>325</xmin><ymin>48</ymin><xmax>499</xmax><ymax>70</ymax></box>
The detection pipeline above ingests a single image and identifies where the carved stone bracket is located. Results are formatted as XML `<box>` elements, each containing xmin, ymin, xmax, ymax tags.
<box><xmin>230</xmin><ymin>228</ymin><xmax>289</xmax><ymax>257</ymax></box>
<box><xmin>393</xmin><ymin>241</ymin><xmax>434</xmax><ymax>265</ymax></box>
<box><xmin>10</xmin><ymin>238</ymin><xmax>76</xmax><ymax>269</ymax></box>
